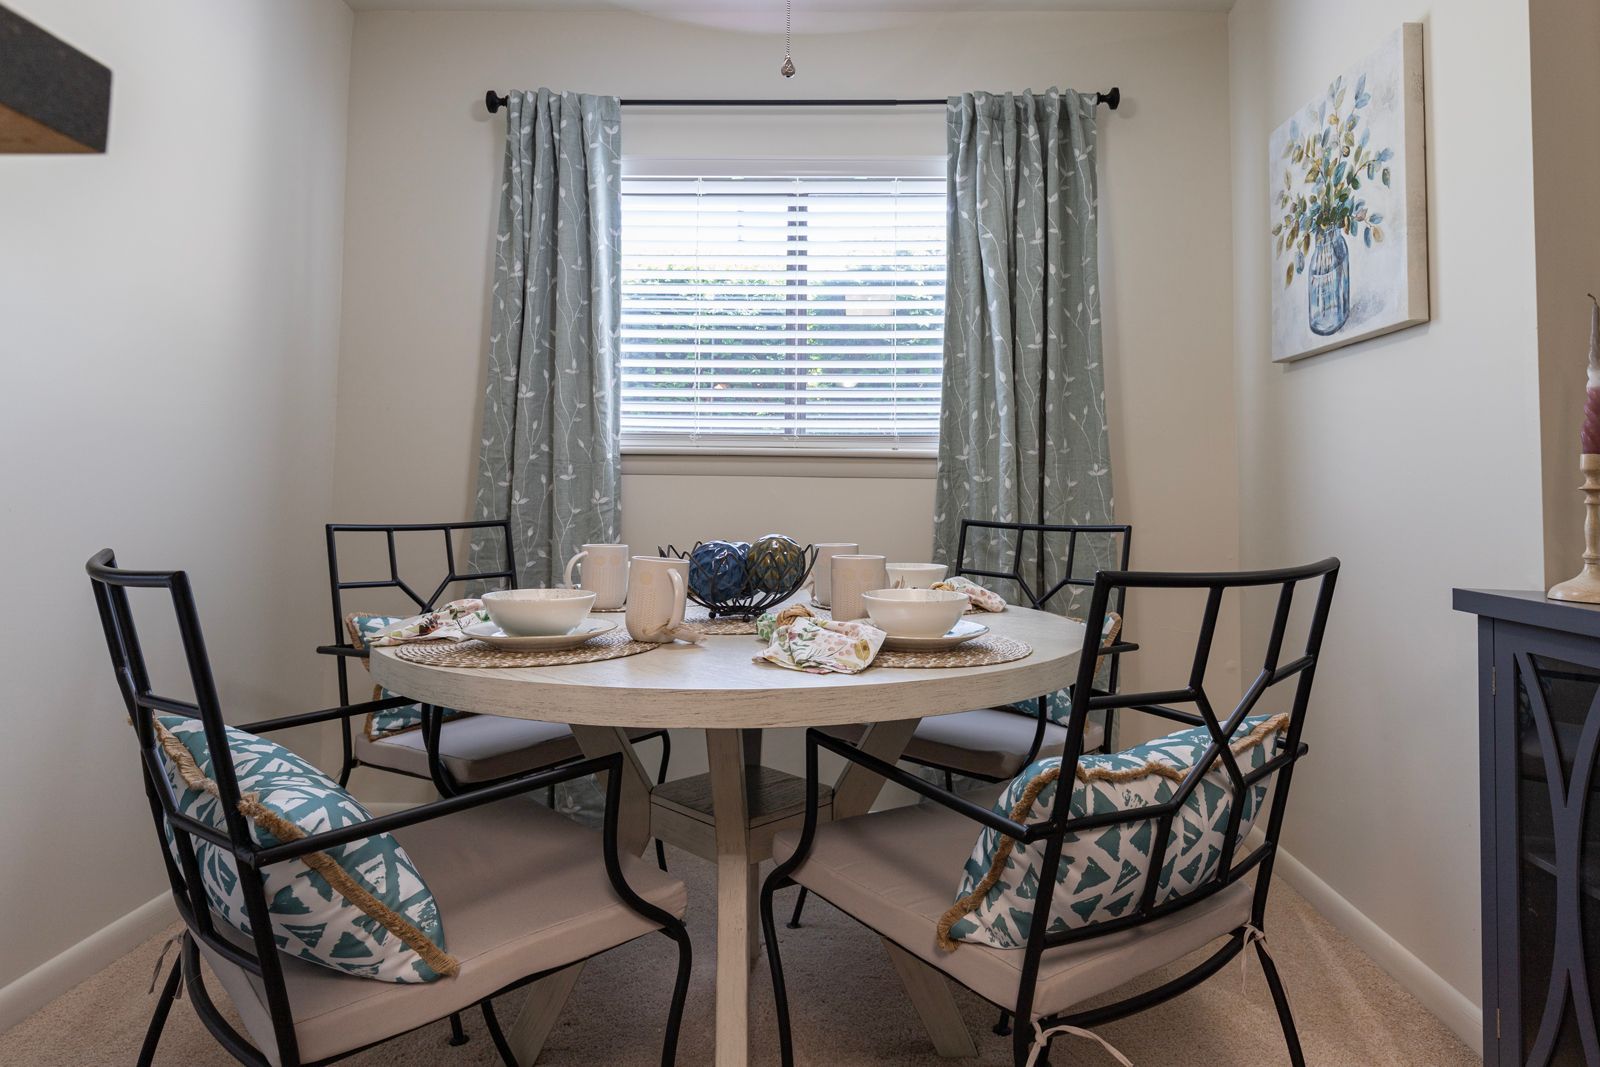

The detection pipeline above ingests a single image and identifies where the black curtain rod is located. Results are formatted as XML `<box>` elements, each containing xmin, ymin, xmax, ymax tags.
<box><xmin>485</xmin><ymin>87</ymin><xmax>1120</xmax><ymax>114</ymax></box>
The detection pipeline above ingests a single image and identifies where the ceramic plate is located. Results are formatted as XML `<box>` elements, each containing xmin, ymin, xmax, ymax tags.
<box><xmin>880</xmin><ymin>618</ymin><xmax>989</xmax><ymax>651</ymax></box>
<box><xmin>462</xmin><ymin>619</ymin><xmax>617</xmax><ymax>650</ymax></box>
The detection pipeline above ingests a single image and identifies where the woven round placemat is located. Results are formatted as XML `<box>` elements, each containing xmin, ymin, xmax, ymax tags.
<box><xmin>684</xmin><ymin>606</ymin><xmax>760</xmax><ymax>636</ymax></box>
<box><xmin>392</xmin><ymin>632</ymin><xmax>657</xmax><ymax>669</ymax></box>
<box><xmin>874</xmin><ymin>635</ymin><xmax>1032</xmax><ymax>669</ymax></box>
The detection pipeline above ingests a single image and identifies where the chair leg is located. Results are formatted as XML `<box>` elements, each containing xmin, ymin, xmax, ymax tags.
<box><xmin>448</xmin><ymin>1011</ymin><xmax>469</xmax><ymax>1046</ymax></box>
<box><xmin>761</xmin><ymin>874</ymin><xmax>798</xmax><ymax>1067</ymax></box>
<box><xmin>1012</xmin><ymin>1016</ymin><xmax>1038</xmax><ymax>1067</ymax></box>
<box><xmin>1257</xmin><ymin>941</ymin><xmax>1306</xmax><ymax>1067</ymax></box>
<box><xmin>480</xmin><ymin>999</ymin><xmax>518</xmax><ymax>1067</ymax></box>
<box><xmin>786</xmin><ymin>886</ymin><xmax>809</xmax><ymax>929</ymax></box>
<box><xmin>136</xmin><ymin>952</ymin><xmax>183</xmax><ymax>1067</ymax></box>
<box><xmin>652</xmin><ymin>732</ymin><xmax>673</xmax><ymax>872</ymax></box>
<box><xmin>994</xmin><ymin>1008</ymin><xmax>1012</xmax><ymax>1035</ymax></box>
<box><xmin>656</xmin><ymin>730</ymin><xmax>672</xmax><ymax>785</ymax></box>
<box><xmin>660</xmin><ymin>921</ymin><xmax>693</xmax><ymax>1067</ymax></box>
<box><xmin>943</xmin><ymin>768</ymin><xmax>954</xmax><ymax>792</ymax></box>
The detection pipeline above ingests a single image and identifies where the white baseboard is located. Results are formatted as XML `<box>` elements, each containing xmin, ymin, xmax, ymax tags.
<box><xmin>0</xmin><ymin>893</ymin><xmax>175</xmax><ymax>1034</ymax></box>
<box><xmin>1274</xmin><ymin>846</ymin><xmax>1483</xmax><ymax>1055</ymax></box>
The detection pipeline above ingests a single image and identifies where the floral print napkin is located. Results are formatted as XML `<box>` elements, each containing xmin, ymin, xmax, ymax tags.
<box><xmin>366</xmin><ymin>599</ymin><xmax>491</xmax><ymax>645</ymax></box>
<box><xmin>754</xmin><ymin>605</ymin><xmax>887</xmax><ymax>675</ymax></box>
<box><xmin>929</xmin><ymin>576</ymin><xmax>1007</xmax><ymax>613</ymax></box>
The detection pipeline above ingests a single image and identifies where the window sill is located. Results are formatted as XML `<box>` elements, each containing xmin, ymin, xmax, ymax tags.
<box><xmin>621</xmin><ymin>447</ymin><xmax>939</xmax><ymax>480</ymax></box>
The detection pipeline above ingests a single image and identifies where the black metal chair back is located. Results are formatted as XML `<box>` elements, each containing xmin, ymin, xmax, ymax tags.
<box><xmin>954</xmin><ymin>519</ymin><xmax>1133</xmax><ymax>752</ymax></box>
<box><xmin>323</xmin><ymin>520</ymin><xmax>515</xmax><ymax>781</ymax></box>
<box><xmin>1011</xmin><ymin>556</ymin><xmax>1340</xmax><ymax>1033</ymax></box>
<box><xmin>87</xmin><ymin>548</ymin><xmax>305</xmax><ymax>1065</ymax></box>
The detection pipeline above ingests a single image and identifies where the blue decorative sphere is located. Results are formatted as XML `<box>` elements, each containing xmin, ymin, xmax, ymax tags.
<box><xmin>747</xmin><ymin>533</ymin><xmax>806</xmax><ymax>594</ymax></box>
<box><xmin>690</xmin><ymin>541</ymin><xmax>748</xmax><ymax>602</ymax></box>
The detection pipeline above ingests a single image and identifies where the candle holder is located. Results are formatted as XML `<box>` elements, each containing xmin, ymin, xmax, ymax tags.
<box><xmin>1549</xmin><ymin>453</ymin><xmax>1600</xmax><ymax>603</ymax></box>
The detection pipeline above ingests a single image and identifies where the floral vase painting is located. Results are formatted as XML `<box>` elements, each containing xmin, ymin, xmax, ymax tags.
<box><xmin>1269</xmin><ymin>24</ymin><xmax>1429</xmax><ymax>362</ymax></box>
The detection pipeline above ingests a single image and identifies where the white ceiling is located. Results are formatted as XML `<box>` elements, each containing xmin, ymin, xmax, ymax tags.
<box><xmin>344</xmin><ymin>1</ymin><xmax>1232</xmax><ymax>12</ymax></box>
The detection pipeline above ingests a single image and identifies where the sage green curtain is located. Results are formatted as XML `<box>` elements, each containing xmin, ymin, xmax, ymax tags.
<box><xmin>470</xmin><ymin>89</ymin><xmax>622</xmax><ymax>589</ymax></box>
<box><xmin>933</xmin><ymin>89</ymin><xmax>1115</xmax><ymax>616</ymax></box>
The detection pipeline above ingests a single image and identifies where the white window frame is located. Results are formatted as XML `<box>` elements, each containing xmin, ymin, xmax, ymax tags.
<box><xmin>619</xmin><ymin>156</ymin><xmax>946</xmax><ymax>460</ymax></box>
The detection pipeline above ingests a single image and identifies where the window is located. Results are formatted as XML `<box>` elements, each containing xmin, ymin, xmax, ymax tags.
<box><xmin>620</xmin><ymin>174</ymin><xmax>946</xmax><ymax>452</ymax></box>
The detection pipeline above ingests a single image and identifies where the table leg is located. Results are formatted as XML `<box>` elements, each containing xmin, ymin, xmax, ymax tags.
<box><xmin>707</xmin><ymin>729</ymin><xmax>753</xmax><ymax>1067</ymax></box>
<box><xmin>505</xmin><ymin>963</ymin><xmax>584</xmax><ymax>1067</ymax></box>
<box><xmin>830</xmin><ymin>718</ymin><xmax>977</xmax><ymax>1059</ymax></box>
<box><xmin>831</xmin><ymin>717</ymin><xmax>920</xmax><ymax>819</ymax></box>
<box><xmin>884</xmin><ymin>942</ymin><xmax>980</xmax><ymax>1058</ymax></box>
<box><xmin>505</xmin><ymin>726</ymin><xmax>651</xmax><ymax>1065</ymax></box>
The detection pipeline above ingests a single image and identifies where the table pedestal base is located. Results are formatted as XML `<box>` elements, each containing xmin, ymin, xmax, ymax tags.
<box><xmin>509</xmin><ymin>718</ymin><xmax>978</xmax><ymax>1067</ymax></box>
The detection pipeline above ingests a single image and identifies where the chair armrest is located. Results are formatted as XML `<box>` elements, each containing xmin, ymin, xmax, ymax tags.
<box><xmin>251</xmin><ymin>752</ymin><xmax>623</xmax><ymax>865</ymax></box>
<box><xmin>808</xmin><ymin>729</ymin><xmax>1035</xmax><ymax>841</ymax></box>
<box><xmin>238</xmin><ymin>693</ymin><xmax>414</xmax><ymax>734</ymax></box>
<box><xmin>316</xmin><ymin>643</ymin><xmax>369</xmax><ymax>660</ymax></box>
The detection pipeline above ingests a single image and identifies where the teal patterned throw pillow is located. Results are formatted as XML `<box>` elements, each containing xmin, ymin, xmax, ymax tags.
<box><xmin>1003</xmin><ymin>612</ymin><xmax>1121</xmax><ymax>725</ymax></box>
<box><xmin>152</xmin><ymin>713</ymin><xmax>456</xmax><ymax>983</ymax></box>
<box><xmin>939</xmin><ymin>714</ymin><xmax>1287</xmax><ymax>950</ymax></box>
<box><xmin>345</xmin><ymin>612</ymin><xmax>471</xmax><ymax>739</ymax></box>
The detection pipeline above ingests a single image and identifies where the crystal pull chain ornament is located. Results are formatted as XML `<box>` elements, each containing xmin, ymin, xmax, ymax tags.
<box><xmin>780</xmin><ymin>0</ymin><xmax>796</xmax><ymax>77</ymax></box>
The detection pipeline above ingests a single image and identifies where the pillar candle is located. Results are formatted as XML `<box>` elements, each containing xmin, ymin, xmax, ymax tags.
<box><xmin>1585</xmin><ymin>295</ymin><xmax>1600</xmax><ymax>455</ymax></box>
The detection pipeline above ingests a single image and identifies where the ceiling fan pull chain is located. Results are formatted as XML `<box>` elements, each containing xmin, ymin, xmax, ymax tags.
<box><xmin>780</xmin><ymin>0</ymin><xmax>796</xmax><ymax>78</ymax></box>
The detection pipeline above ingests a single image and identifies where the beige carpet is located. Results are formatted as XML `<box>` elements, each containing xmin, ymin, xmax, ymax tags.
<box><xmin>1</xmin><ymin>847</ymin><xmax>1476</xmax><ymax>1066</ymax></box>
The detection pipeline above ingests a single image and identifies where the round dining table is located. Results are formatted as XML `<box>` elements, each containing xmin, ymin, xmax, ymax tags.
<box><xmin>372</xmin><ymin>605</ymin><xmax>1085</xmax><ymax>1067</ymax></box>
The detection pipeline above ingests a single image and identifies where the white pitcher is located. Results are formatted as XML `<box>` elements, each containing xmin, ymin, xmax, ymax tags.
<box><xmin>564</xmin><ymin>543</ymin><xmax>629</xmax><ymax>609</ymax></box>
<box><xmin>626</xmin><ymin>556</ymin><xmax>689</xmax><ymax>643</ymax></box>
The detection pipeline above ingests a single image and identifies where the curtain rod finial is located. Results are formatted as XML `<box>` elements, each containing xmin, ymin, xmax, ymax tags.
<box><xmin>486</xmin><ymin>90</ymin><xmax>508</xmax><ymax>114</ymax></box>
<box><xmin>1100</xmin><ymin>87</ymin><xmax>1121</xmax><ymax>111</ymax></box>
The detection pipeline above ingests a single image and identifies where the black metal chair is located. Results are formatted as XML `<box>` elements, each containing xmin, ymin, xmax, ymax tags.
<box><xmin>762</xmin><ymin>557</ymin><xmax>1339</xmax><ymax>1067</ymax></box>
<box><xmin>89</xmin><ymin>548</ymin><xmax>692</xmax><ymax>1067</ymax></box>
<box><xmin>322</xmin><ymin>521</ymin><xmax>672</xmax><ymax>867</ymax></box>
<box><xmin>796</xmin><ymin>520</ymin><xmax>1133</xmax><ymax>929</ymax></box>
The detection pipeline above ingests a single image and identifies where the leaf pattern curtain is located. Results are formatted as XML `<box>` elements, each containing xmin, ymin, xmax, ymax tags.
<box><xmin>471</xmin><ymin>89</ymin><xmax>622</xmax><ymax>588</ymax></box>
<box><xmin>933</xmin><ymin>89</ymin><xmax>1115</xmax><ymax>616</ymax></box>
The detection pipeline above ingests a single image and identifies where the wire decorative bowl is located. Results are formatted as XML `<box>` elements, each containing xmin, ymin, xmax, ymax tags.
<box><xmin>658</xmin><ymin>539</ymin><xmax>819</xmax><ymax>619</ymax></box>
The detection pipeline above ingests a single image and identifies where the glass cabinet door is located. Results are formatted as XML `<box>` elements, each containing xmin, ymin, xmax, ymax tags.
<box><xmin>1512</xmin><ymin>644</ymin><xmax>1600</xmax><ymax>1065</ymax></box>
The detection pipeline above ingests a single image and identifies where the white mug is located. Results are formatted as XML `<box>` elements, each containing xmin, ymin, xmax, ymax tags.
<box><xmin>564</xmin><ymin>543</ymin><xmax>629</xmax><ymax>609</ymax></box>
<box><xmin>626</xmin><ymin>556</ymin><xmax>688</xmax><ymax>643</ymax></box>
<box><xmin>830</xmin><ymin>554</ymin><xmax>888</xmax><ymax>622</ymax></box>
<box><xmin>887</xmin><ymin>562</ymin><xmax>948</xmax><ymax>590</ymax></box>
<box><xmin>809</xmin><ymin>543</ymin><xmax>859</xmax><ymax>607</ymax></box>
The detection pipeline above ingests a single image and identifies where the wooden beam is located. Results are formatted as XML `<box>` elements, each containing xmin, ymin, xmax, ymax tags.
<box><xmin>0</xmin><ymin>5</ymin><xmax>111</xmax><ymax>154</ymax></box>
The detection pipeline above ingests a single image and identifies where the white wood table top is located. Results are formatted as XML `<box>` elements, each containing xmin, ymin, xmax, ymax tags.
<box><xmin>369</xmin><ymin>605</ymin><xmax>1086</xmax><ymax>729</ymax></box>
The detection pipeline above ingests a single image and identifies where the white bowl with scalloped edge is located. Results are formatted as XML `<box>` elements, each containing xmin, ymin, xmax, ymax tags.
<box><xmin>860</xmin><ymin>588</ymin><xmax>968</xmax><ymax>638</ymax></box>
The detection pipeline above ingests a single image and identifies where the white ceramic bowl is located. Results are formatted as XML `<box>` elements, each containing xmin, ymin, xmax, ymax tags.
<box><xmin>482</xmin><ymin>588</ymin><xmax>596</xmax><ymax>636</ymax></box>
<box><xmin>886</xmin><ymin>562</ymin><xmax>948</xmax><ymax>589</ymax></box>
<box><xmin>860</xmin><ymin>588</ymin><xmax>968</xmax><ymax>638</ymax></box>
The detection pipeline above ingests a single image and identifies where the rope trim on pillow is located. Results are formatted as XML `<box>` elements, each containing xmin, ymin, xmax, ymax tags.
<box><xmin>933</xmin><ymin>712</ymin><xmax>1290</xmax><ymax>952</ymax></box>
<box><xmin>1067</xmin><ymin>612</ymin><xmax>1122</xmax><ymax>676</ymax></box>
<box><xmin>152</xmin><ymin>721</ymin><xmax>460</xmax><ymax>978</ymax></box>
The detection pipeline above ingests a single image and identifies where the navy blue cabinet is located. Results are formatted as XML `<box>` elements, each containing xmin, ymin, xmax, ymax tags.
<box><xmin>1456</xmin><ymin>589</ymin><xmax>1600</xmax><ymax>1065</ymax></box>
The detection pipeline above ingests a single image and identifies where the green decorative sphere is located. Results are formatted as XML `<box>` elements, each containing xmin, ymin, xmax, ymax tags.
<box><xmin>747</xmin><ymin>533</ymin><xmax>806</xmax><ymax>594</ymax></box>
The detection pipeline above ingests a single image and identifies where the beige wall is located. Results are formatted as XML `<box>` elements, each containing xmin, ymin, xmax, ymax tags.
<box><xmin>1531</xmin><ymin>0</ymin><xmax>1600</xmax><ymax>587</ymax></box>
<box><xmin>334</xmin><ymin>7</ymin><xmax>1241</xmax><ymax>783</ymax></box>
<box><xmin>1228</xmin><ymin>0</ymin><xmax>1544</xmax><ymax>1045</ymax></box>
<box><xmin>0</xmin><ymin>0</ymin><xmax>352</xmax><ymax>1017</ymax></box>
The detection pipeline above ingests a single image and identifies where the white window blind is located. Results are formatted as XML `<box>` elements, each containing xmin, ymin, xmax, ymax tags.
<box><xmin>620</xmin><ymin>175</ymin><xmax>946</xmax><ymax>449</ymax></box>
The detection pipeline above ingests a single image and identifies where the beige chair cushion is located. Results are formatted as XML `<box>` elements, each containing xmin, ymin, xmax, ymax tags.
<box><xmin>356</xmin><ymin>716</ymin><xmax>661</xmax><ymax>784</ymax></box>
<box><xmin>771</xmin><ymin>801</ymin><xmax>1252</xmax><ymax>1016</ymax></box>
<box><xmin>823</xmin><ymin>709</ymin><xmax>1105</xmax><ymax>781</ymax></box>
<box><xmin>201</xmin><ymin>796</ymin><xmax>686</xmax><ymax>1065</ymax></box>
